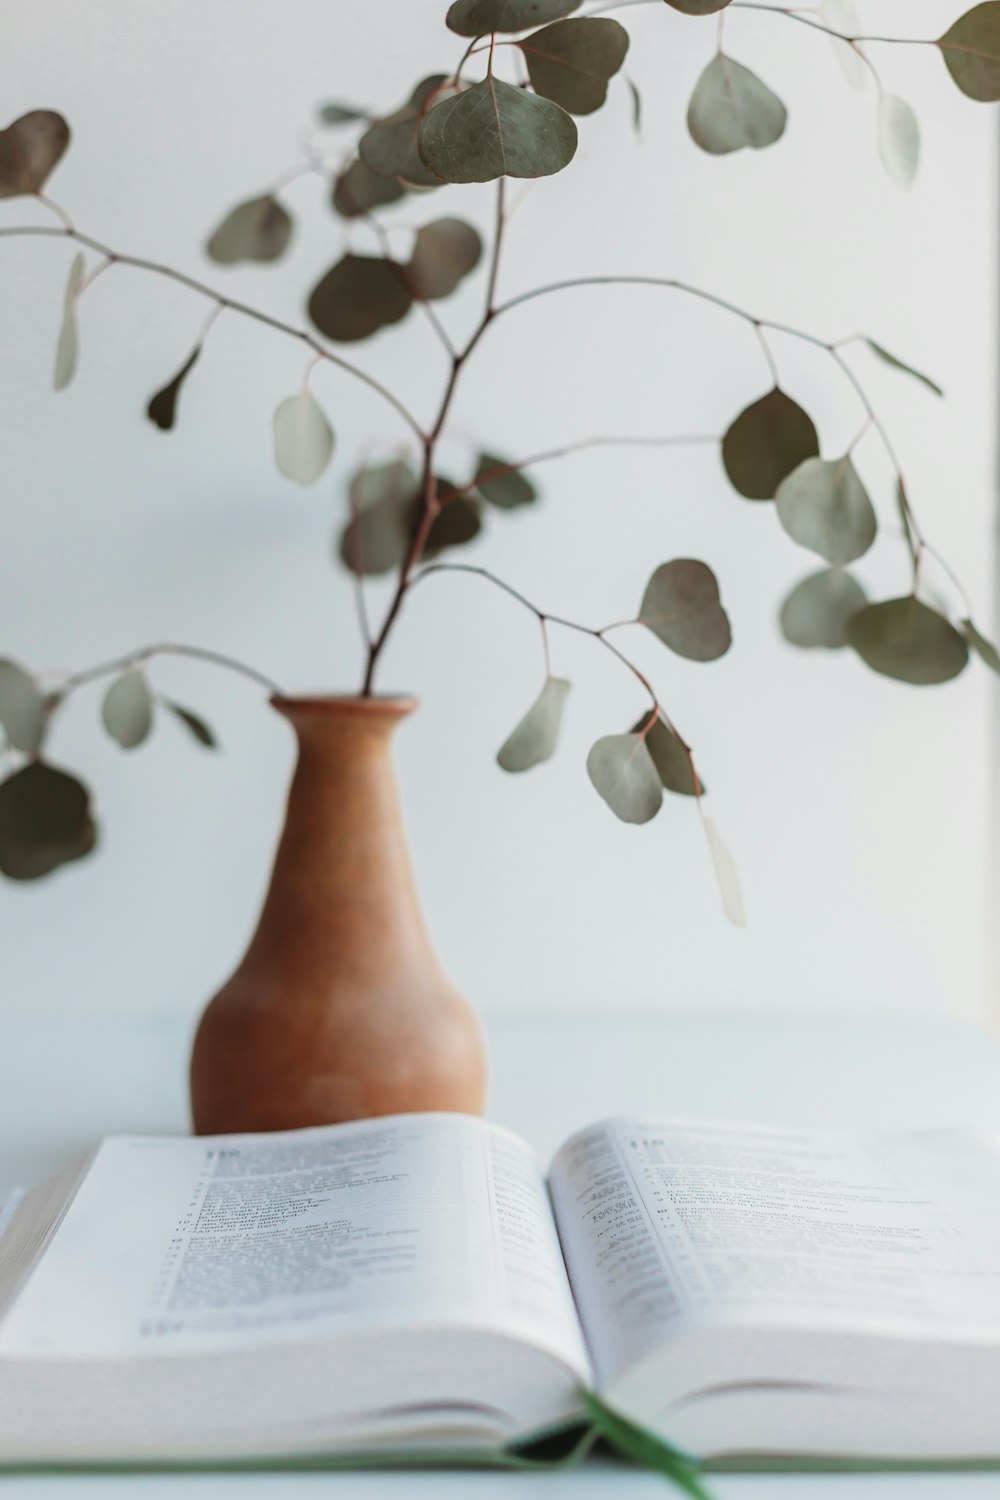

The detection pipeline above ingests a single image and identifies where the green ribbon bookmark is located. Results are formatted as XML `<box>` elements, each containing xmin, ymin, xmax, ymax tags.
<box><xmin>580</xmin><ymin>1391</ymin><xmax>716</xmax><ymax>1499</ymax></box>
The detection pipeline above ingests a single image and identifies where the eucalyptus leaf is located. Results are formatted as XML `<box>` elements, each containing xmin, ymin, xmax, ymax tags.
<box><xmin>722</xmin><ymin>387</ymin><xmax>819</xmax><ymax>501</ymax></box>
<box><xmin>446</xmin><ymin>0</ymin><xmax>581</xmax><ymax>37</ymax></box>
<box><xmin>961</xmin><ymin>618</ymin><xmax>1000</xmax><ymax>674</ymax></box>
<box><xmin>519</xmin><ymin>18</ymin><xmax>630</xmax><ymax>116</ymax></box>
<box><xmin>338</xmin><ymin>460</ymin><xmax>418</xmax><ymax>576</ymax></box>
<box><xmin>639</xmin><ymin>559</ymin><xmax>732</xmax><ymax>661</ymax></box>
<box><xmin>417</xmin><ymin>492</ymin><xmax>484</xmax><ymax>558</ymax></box>
<box><xmin>475</xmin><ymin>453</ymin><xmax>537</xmax><ymax>509</ymax></box>
<box><xmin>627</xmin><ymin>77</ymin><xmax>643</xmax><ymax>135</ymax></box>
<box><xmin>102</xmin><ymin>670</ymin><xmax>154</xmax><ymax>749</ymax></box>
<box><xmin>703</xmin><ymin>816</ymin><xmax>746</xmax><ymax>927</ymax></box>
<box><xmin>664</xmin><ymin>0</ymin><xmax>732</xmax><ymax>12</ymax></box>
<box><xmin>0</xmin><ymin>659</ymin><xmax>46</xmax><ymax>753</ymax></box>
<box><xmin>862</xmin><ymin>339</ymin><xmax>942</xmax><ymax>397</ymax></box>
<box><xmin>166</xmin><ymin>701</ymin><xmax>218</xmax><ymax>748</ymax></box>
<box><xmin>847</xmin><ymin>597</ymin><xmax>969</xmax><ymax>685</ymax></box>
<box><xmin>586</xmin><ymin>732</ymin><xmax>662</xmax><ymax>824</ymax></box>
<box><xmin>775</xmin><ymin>456</ymin><xmax>877</xmax><ymax>566</ymax></box>
<box><xmin>938</xmin><ymin>3</ymin><xmax>1000</xmax><ymax>101</ymax></box>
<box><xmin>632</xmin><ymin>715</ymin><xmax>704</xmax><ymax>796</ymax></box>
<box><xmin>332</xmin><ymin>158</ymin><xmax>407</xmax><ymax>218</ymax></box>
<box><xmin>359</xmin><ymin>76</ymin><xmax>449</xmax><ymax>188</ymax></box>
<box><xmin>877</xmin><ymin>93</ymin><xmax>919</xmax><ymax>188</ymax></box>
<box><xmin>54</xmin><ymin>252</ymin><xmax>84</xmax><ymax>392</ymax></box>
<box><xmin>146</xmin><ymin>348</ymin><xmax>200</xmax><ymax>432</ymax></box>
<box><xmin>205</xmin><ymin>195</ymin><xmax>292</xmax><ymax>265</ymax></box>
<box><xmin>687</xmin><ymin>55</ymin><xmax>787</xmax><ymax>155</ymax></box>
<box><xmin>273</xmin><ymin>390</ymin><xmax>335</xmax><ymax>486</ymax></box>
<box><xmin>319</xmin><ymin>102</ymin><xmax>370</xmax><ymax>125</ymax></box>
<box><xmin>308</xmin><ymin>254</ymin><xmax>412</xmax><ymax>342</ymax></box>
<box><xmin>819</xmin><ymin>0</ymin><xmax>867</xmax><ymax>91</ymax></box>
<box><xmin>0</xmin><ymin>761</ymin><xmax>95</xmax><ymax>882</ymax></box>
<box><xmin>497</xmin><ymin>677</ymin><xmax>570</xmax><ymax>772</ymax></box>
<box><xmin>408</xmin><ymin>218</ymin><xmax>483</xmax><ymax>300</ymax></box>
<box><xmin>779</xmin><ymin>567</ymin><xmax>867</xmax><ymax>649</ymax></box>
<box><xmin>0</xmin><ymin>110</ymin><xmax>70</xmax><ymax>198</ymax></box>
<box><xmin>417</xmin><ymin>77</ymin><xmax>578</xmax><ymax>184</ymax></box>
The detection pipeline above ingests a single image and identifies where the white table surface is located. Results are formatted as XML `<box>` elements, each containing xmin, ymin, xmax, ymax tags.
<box><xmin>5</xmin><ymin>1006</ymin><xmax>1000</xmax><ymax>1499</ymax></box>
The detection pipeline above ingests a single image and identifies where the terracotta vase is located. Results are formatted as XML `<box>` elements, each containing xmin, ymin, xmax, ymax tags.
<box><xmin>189</xmin><ymin>695</ymin><xmax>487</xmax><ymax>1134</ymax></box>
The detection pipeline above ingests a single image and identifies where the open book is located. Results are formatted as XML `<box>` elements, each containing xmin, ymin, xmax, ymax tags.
<box><xmin>3</xmin><ymin>1111</ymin><xmax>1000</xmax><ymax>1470</ymax></box>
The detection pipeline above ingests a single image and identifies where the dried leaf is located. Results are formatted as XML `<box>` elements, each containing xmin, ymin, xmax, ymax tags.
<box><xmin>0</xmin><ymin>110</ymin><xmax>70</xmax><ymax>198</ymax></box>
<box><xmin>273</xmin><ymin>390</ymin><xmax>335</xmax><ymax>486</ymax></box>
<box><xmin>497</xmin><ymin>677</ymin><xmax>570</xmax><ymax>772</ymax></box>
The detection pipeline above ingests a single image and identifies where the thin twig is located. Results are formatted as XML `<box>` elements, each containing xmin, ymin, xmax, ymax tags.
<box><xmin>59</xmin><ymin>643</ymin><xmax>282</xmax><ymax>695</ymax></box>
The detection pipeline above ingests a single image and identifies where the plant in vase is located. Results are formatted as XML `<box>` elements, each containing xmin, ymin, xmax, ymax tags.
<box><xmin>1</xmin><ymin>0</ymin><xmax>999</xmax><ymax>1128</ymax></box>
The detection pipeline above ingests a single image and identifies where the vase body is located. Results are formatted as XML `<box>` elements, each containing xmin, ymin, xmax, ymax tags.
<box><xmin>189</xmin><ymin>696</ymin><xmax>487</xmax><ymax>1134</ymax></box>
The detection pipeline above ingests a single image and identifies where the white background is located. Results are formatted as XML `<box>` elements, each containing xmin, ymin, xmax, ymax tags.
<box><xmin>0</xmin><ymin>1</ymin><xmax>996</xmax><ymax>1022</ymax></box>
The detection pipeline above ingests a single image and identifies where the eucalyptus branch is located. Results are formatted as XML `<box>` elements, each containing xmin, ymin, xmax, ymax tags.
<box><xmin>0</xmin><ymin>221</ymin><xmax>425</xmax><ymax>440</ymax></box>
<box><xmin>447</xmin><ymin>430</ymin><xmax>720</xmax><ymax>501</ymax></box>
<box><xmin>58</xmin><ymin>643</ymin><xmax>281</xmax><ymax>696</ymax></box>
<box><xmin>728</xmin><ymin>4</ymin><xmax>937</xmax><ymax>50</ymax></box>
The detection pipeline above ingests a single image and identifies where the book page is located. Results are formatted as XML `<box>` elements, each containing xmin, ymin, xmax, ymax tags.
<box><xmin>549</xmin><ymin>1116</ymin><xmax>1000</xmax><ymax>1386</ymax></box>
<box><xmin>0</xmin><ymin>1113</ymin><xmax>589</xmax><ymax>1376</ymax></box>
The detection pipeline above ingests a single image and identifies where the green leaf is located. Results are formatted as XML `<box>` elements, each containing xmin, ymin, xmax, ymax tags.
<box><xmin>417</xmin><ymin>489</ymin><xmax>484</xmax><ymax>558</ymax></box>
<box><xmin>586</xmin><ymin>732</ymin><xmax>662</xmax><ymax>824</ymax></box>
<box><xmin>446</xmin><ymin>0</ymin><xmax>581</xmax><ymax>37</ymax></box>
<box><xmin>166</xmin><ymin>701</ymin><xmax>217</xmax><ymax>748</ymax></box>
<box><xmin>338</xmin><ymin>460</ymin><xmax>418</xmax><ymax>576</ymax></box>
<box><xmin>319</xmin><ymin>102</ymin><xmax>370</xmax><ymax>125</ymax></box>
<box><xmin>54</xmin><ymin>251</ymin><xmax>84</xmax><ymax>392</ymax></box>
<box><xmin>331</xmin><ymin>158</ymin><xmax>407</xmax><ymax>218</ymax></box>
<box><xmin>102</xmin><ymin>670</ymin><xmax>154</xmax><ymax>749</ymax></box>
<box><xmin>704</xmin><ymin>815</ymin><xmax>746</xmax><ymax>927</ymax></box>
<box><xmin>359</xmin><ymin>76</ymin><xmax>448</xmax><ymax>189</ymax></box>
<box><xmin>779</xmin><ymin>567</ymin><xmax>868</xmax><ymax>649</ymax></box>
<box><xmin>579</xmin><ymin>1392</ymin><xmax>714</xmax><ymax>1500</ymax></box>
<box><xmin>0</xmin><ymin>761</ymin><xmax>96</xmax><ymax>882</ymax></box>
<box><xmin>475</xmin><ymin>452</ymin><xmax>537</xmax><ymax>509</ymax></box>
<box><xmin>0</xmin><ymin>660</ymin><xmax>46</xmax><ymax>753</ymax></box>
<box><xmin>877</xmin><ymin>93</ymin><xmax>919</xmax><ymax>188</ymax></box>
<box><xmin>518</xmin><ymin>18</ymin><xmax>630</xmax><ymax>115</ymax></box>
<box><xmin>626</xmin><ymin>76</ymin><xmax>643</xmax><ymax>135</ymax></box>
<box><xmin>273</xmin><ymin>390</ymin><xmax>335</xmax><ymax>486</ymax></box>
<box><xmin>631</xmin><ymin>715</ymin><xmax>704</xmax><ymax>795</ymax></box>
<box><xmin>961</xmin><ymin>618</ymin><xmax>1000</xmax><ymax>674</ymax></box>
<box><xmin>722</xmin><ymin>387</ymin><xmax>820</xmax><ymax>501</ymax></box>
<box><xmin>497</xmin><ymin>677</ymin><xmax>570</xmax><ymax>772</ymax></box>
<box><xmin>205</xmin><ymin>195</ymin><xmax>292</xmax><ymax>265</ymax></box>
<box><xmin>775</xmin><ymin>456</ymin><xmax>877</xmax><ymax>566</ymax></box>
<box><xmin>687</xmin><ymin>54</ymin><xmax>786</xmax><ymax>154</ymax></box>
<box><xmin>408</xmin><ymin>218</ymin><xmax>483</xmax><ymax>300</ymax></box>
<box><xmin>146</xmin><ymin>348</ymin><xmax>200</xmax><ymax>432</ymax></box>
<box><xmin>417</xmin><ymin>77</ymin><xmax>578</xmax><ymax>183</ymax></box>
<box><xmin>639</xmin><ymin>559</ymin><xmax>731</xmax><ymax>662</ymax></box>
<box><xmin>938</xmin><ymin>3</ymin><xmax>1000</xmax><ymax>101</ymax></box>
<box><xmin>663</xmin><ymin>0</ymin><xmax>732</xmax><ymax>13</ymax></box>
<box><xmin>308</xmin><ymin>254</ymin><xmax>412</xmax><ymax>342</ymax></box>
<box><xmin>0</xmin><ymin>110</ymin><xmax>70</xmax><ymax>199</ymax></box>
<box><xmin>847</xmin><ymin>597</ymin><xmax>969</xmax><ymax>685</ymax></box>
<box><xmin>862</xmin><ymin>339</ymin><xmax>943</xmax><ymax>398</ymax></box>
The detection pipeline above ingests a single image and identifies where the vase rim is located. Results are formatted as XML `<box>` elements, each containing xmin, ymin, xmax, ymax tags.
<box><xmin>270</xmin><ymin>693</ymin><xmax>418</xmax><ymax>719</ymax></box>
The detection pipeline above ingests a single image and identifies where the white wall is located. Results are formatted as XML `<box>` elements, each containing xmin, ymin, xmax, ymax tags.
<box><xmin>0</xmin><ymin>1</ymin><xmax>996</xmax><ymax>1021</ymax></box>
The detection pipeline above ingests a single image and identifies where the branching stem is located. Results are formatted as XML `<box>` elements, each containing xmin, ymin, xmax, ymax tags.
<box><xmin>58</xmin><ymin>643</ymin><xmax>282</xmax><ymax>695</ymax></box>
